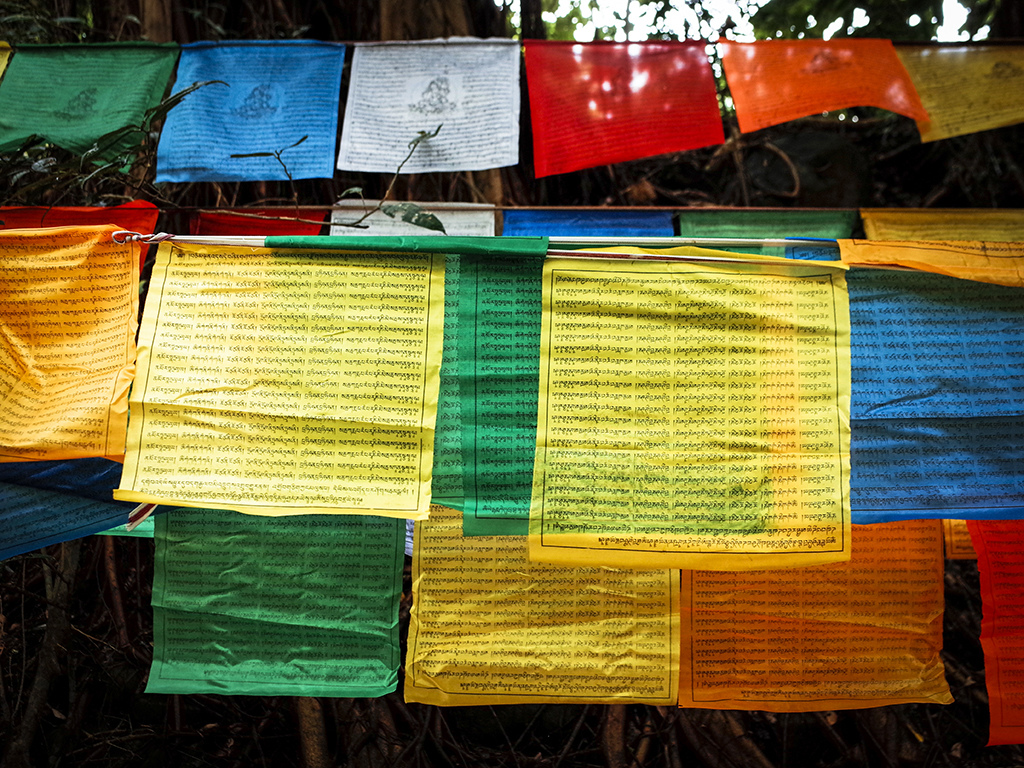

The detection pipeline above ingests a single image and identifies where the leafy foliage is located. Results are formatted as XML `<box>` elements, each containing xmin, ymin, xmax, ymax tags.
<box><xmin>750</xmin><ymin>0</ymin><xmax>1000</xmax><ymax>41</ymax></box>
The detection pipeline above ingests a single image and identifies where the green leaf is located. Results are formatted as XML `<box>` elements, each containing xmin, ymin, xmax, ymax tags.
<box><xmin>339</xmin><ymin>186</ymin><xmax>363</xmax><ymax>198</ymax></box>
<box><xmin>381</xmin><ymin>203</ymin><xmax>447</xmax><ymax>234</ymax></box>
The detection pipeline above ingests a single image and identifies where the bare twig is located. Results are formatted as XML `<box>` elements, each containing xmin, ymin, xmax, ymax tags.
<box><xmin>335</xmin><ymin>124</ymin><xmax>443</xmax><ymax>230</ymax></box>
<box><xmin>2</xmin><ymin>540</ymin><xmax>82</xmax><ymax>768</ymax></box>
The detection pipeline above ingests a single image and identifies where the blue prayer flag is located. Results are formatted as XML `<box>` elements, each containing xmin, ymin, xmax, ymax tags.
<box><xmin>0</xmin><ymin>484</ymin><xmax>130</xmax><ymax>560</ymax></box>
<box><xmin>848</xmin><ymin>268</ymin><xmax>1024</xmax><ymax>522</ymax></box>
<box><xmin>156</xmin><ymin>40</ymin><xmax>345</xmax><ymax>182</ymax></box>
<box><xmin>0</xmin><ymin>458</ymin><xmax>137</xmax><ymax>559</ymax></box>
<box><xmin>502</xmin><ymin>209</ymin><xmax>674</xmax><ymax>237</ymax></box>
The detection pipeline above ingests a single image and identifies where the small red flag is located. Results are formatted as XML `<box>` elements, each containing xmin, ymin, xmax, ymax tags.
<box><xmin>190</xmin><ymin>208</ymin><xmax>327</xmax><ymax>236</ymax></box>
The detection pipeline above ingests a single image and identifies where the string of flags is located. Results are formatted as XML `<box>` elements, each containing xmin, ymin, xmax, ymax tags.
<box><xmin>0</xmin><ymin>38</ymin><xmax>1023</xmax><ymax>179</ymax></box>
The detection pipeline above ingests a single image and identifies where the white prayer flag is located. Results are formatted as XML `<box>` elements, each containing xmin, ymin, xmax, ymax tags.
<box><xmin>329</xmin><ymin>199</ymin><xmax>496</xmax><ymax>237</ymax></box>
<box><xmin>337</xmin><ymin>38</ymin><xmax>520</xmax><ymax>174</ymax></box>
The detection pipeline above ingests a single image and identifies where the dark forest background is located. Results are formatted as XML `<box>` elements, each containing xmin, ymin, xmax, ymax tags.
<box><xmin>2</xmin><ymin>0</ymin><xmax>1024</xmax><ymax>766</ymax></box>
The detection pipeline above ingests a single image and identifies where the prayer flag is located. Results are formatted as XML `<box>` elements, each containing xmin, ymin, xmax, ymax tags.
<box><xmin>525</xmin><ymin>41</ymin><xmax>724</xmax><ymax>177</ymax></box>
<box><xmin>0</xmin><ymin>456</ymin><xmax>137</xmax><ymax>558</ymax></box>
<box><xmin>676</xmin><ymin>208</ymin><xmax>855</xmax><ymax>259</ymax></box>
<box><xmin>861</xmin><ymin>208</ymin><xmax>1024</xmax><ymax>242</ymax></box>
<box><xmin>0</xmin><ymin>200</ymin><xmax>159</xmax><ymax>232</ymax></box>
<box><xmin>406</xmin><ymin>505</ymin><xmax>679</xmax><ymax>705</ymax></box>
<box><xmin>0</xmin><ymin>226</ymin><xmax>138</xmax><ymax>462</ymax></box>
<box><xmin>148</xmin><ymin>508</ymin><xmax>404</xmax><ymax>696</ymax></box>
<box><xmin>0</xmin><ymin>483</ymin><xmax>131</xmax><ymax>560</ymax></box>
<box><xmin>502</xmin><ymin>209</ymin><xmax>674</xmax><ymax>237</ymax></box>
<box><xmin>0</xmin><ymin>43</ymin><xmax>178</xmax><ymax>159</ymax></box>
<box><xmin>0</xmin><ymin>456</ymin><xmax>128</xmax><ymax>503</ymax></box>
<box><xmin>680</xmin><ymin>521</ymin><xmax>951</xmax><ymax>711</ymax></box>
<box><xmin>968</xmin><ymin>520</ymin><xmax>1024</xmax><ymax>745</ymax></box>
<box><xmin>897</xmin><ymin>45</ymin><xmax>1024</xmax><ymax>142</ymax></box>
<box><xmin>529</xmin><ymin>249</ymin><xmax>852</xmax><ymax>570</ymax></box>
<box><xmin>156</xmin><ymin>40</ymin><xmax>345</xmax><ymax>182</ymax></box>
<box><xmin>840</xmin><ymin>239</ymin><xmax>1024</xmax><ymax>288</ymax></box>
<box><xmin>847</xmin><ymin>268</ymin><xmax>1024</xmax><ymax>522</ymax></box>
<box><xmin>189</xmin><ymin>208</ymin><xmax>327</xmax><ymax>236</ymax></box>
<box><xmin>99</xmin><ymin>515</ymin><xmax>155</xmax><ymax>538</ymax></box>
<box><xmin>943</xmin><ymin>519</ymin><xmax>975</xmax><ymax>559</ymax></box>
<box><xmin>116</xmin><ymin>241</ymin><xmax>444</xmax><ymax>519</ymax></box>
<box><xmin>337</xmin><ymin>39</ymin><xmax>520</xmax><ymax>173</ymax></box>
<box><xmin>720</xmin><ymin>39</ymin><xmax>927</xmax><ymax>134</ymax></box>
<box><xmin>330</xmin><ymin>200</ymin><xmax>496</xmax><ymax>237</ymax></box>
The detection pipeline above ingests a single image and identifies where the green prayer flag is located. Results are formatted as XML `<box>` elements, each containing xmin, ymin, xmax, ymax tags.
<box><xmin>147</xmin><ymin>508</ymin><xmax>404</xmax><ymax>697</ymax></box>
<box><xmin>0</xmin><ymin>43</ymin><xmax>178</xmax><ymax>160</ymax></box>
<box><xmin>432</xmin><ymin>253</ymin><xmax>463</xmax><ymax>510</ymax></box>
<box><xmin>458</xmin><ymin>254</ymin><xmax>542</xmax><ymax>536</ymax></box>
<box><xmin>264</xmin><ymin>235</ymin><xmax>549</xmax><ymax>258</ymax></box>
<box><xmin>98</xmin><ymin>515</ymin><xmax>155</xmax><ymax>538</ymax></box>
<box><xmin>675</xmin><ymin>209</ymin><xmax>856</xmax><ymax>258</ymax></box>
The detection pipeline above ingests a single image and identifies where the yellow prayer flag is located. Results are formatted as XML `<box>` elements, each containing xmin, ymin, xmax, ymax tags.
<box><xmin>839</xmin><ymin>239</ymin><xmax>1024</xmax><ymax>287</ymax></box>
<box><xmin>0</xmin><ymin>43</ymin><xmax>10</xmax><ymax>78</ymax></box>
<box><xmin>679</xmin><ymin>520</ymin><xmax>952</xmax><ymax>711</ymax></box>
<box><xmin>861</xmin><ymin>208</ymin><xmax>1024</xmax><ymax>242</ymax></box>
<box><xmin>116</xmin><ymin>242</ymin><xmax>444</xmax><ymax>519</ymax></box>
<box><xmin>405</xmin><ymin>504</ymin><xmax>679</xmax><ymax>706</ymax></box>
<box><xmin>528</xmin><ymin>249</ymin><xmax>852</xmax><ymax>570</ymax></box>
<box><xmin>897</xmin><ymin>45</ymin><xmax>1024</xmax><ymax>143</ymax></box>
<box><xmin>943</xmin><ymin>519</ymin><xmax>976</xmax><ymax>560</ymax></box>
<box><xmin>0</xmin><ymin>225</ymin><xmax>138</xmax><ymax>462</ymax></box>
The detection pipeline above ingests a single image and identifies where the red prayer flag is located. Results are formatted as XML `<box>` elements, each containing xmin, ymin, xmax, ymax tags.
<box><xmin>191</xmin><ymin>208</ymin><xmax>327</xmax><ymax>236</ymax></box>
<box><xmin>524</xmin><ymin>40</ymin><xmax>725</xmax><ymax>178</ymax></box>
<box><xmin>968</xmin><ymin>520</ymin><xmax>1024</xmax><ymax>745</ymax></box>
<box><xmin>720</xmin><ymin>39</ymin><xmax>928</xmax><ymax>134</ymax></box>
<box><xmin>0</xmin><ymin>200</ymin><xmax>159</xmax><ymax>271</ymax></box>
<box><xmin>0</xmin><ymin>200</ymin><xmax>159</xmax><ymax>232</ymax></box>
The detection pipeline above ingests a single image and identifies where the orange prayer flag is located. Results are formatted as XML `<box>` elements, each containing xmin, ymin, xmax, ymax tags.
<box><xmin>679</xmin><ymin>520</ymin><xmax>951</xmax><ymax>712</ymax></box>
<box><xmin>838</xmin><ymin>239</ymin><xmax>1024</xmax><ymax>287</ymax></box>
<box><xmin>0</xmin><ymin>225</ymin><xmax>139</xmax><ymax>462</ymax></box>
<box><xmin>525</xmin><ymin>40</ymin><xmax>724</xmax><ymax>178</ymax></box>
<box><xmin>720</xmin><ymin>39</ymin><xmax>928</xmax><ymax>134</ymax></box>
<box><xmin>967</xmin><ymin>520</ymin><xmax>1024</xmax><ymax>745</ymax></box>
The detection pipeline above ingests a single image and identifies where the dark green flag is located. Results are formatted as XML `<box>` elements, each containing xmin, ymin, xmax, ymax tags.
<box><xmin>264</xmin><ymin>235</ymin><xmax>549</xmax><ymax>258</ymax></box>
<box><xmin>458</xmin><ymin>254</ymin><xmax>543</xmax><ymax>536</ymax></box>
<box><xmin>148</xmin><ymin>508</ymin><xmax>405</xmax><ymax>697</ymax></box>
<box><xmin>0</xmin><ymin>43</ymin><xmax>178</xmax><ymax>160</ymax></box>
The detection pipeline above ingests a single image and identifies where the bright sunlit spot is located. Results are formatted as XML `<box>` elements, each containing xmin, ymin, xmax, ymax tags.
<box><xmin>497</xmin><ymin>0</ymin><xmax>990</xmax><ymax>42</ymax></box>
<box><xmin>629</xmin><ymin>70</ymin><xmax>649</xmax><ymax>91</ymax></box>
